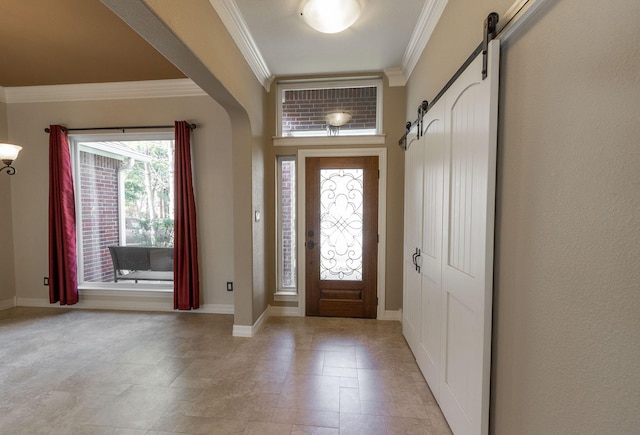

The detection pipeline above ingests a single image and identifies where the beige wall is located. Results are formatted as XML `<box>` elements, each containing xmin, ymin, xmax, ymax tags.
<box><xmin>129</xmin><ymin>0</ymin><xmax>268</xmax><ymax>325</ymax></box>
<box><xmin>407</xmin><ymin>0</ymin><xmax>640</xmax><ymax>432</ymax></box>
<box><xmin>265</xmin><ymin>75</ymin><xmax>407</xmax><ymax>312</ymax></box>
<box><xmin>0</xmin><ymin>100</ymin><xmax>16</xmax><ymax>304</ymax></box>
<box><xmin>6</xmin><ymin>95</ymin><xmax>235</xmax><ymax>308</ymax></box>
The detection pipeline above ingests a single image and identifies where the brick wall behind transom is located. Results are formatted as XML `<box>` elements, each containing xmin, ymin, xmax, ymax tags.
<box><xmin>281</xmin><ymin>160</ymin><xmax>296</xmax><ymax>287</ymax></box>
<box><xmin>282</xmin><ymin>87</ymin><xmax>377</xmax><ymax>134</ymax></box>
<box><xmin>80</xmin><ymin>152</ymin><xmax>120</xmax><ymax>283</ymax></box>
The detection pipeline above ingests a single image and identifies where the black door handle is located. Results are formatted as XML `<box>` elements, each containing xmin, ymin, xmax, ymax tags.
<box><xmin>307</xmin><ymin>240</ymin><xmax>315</xmax><ymax>249</ymax></box>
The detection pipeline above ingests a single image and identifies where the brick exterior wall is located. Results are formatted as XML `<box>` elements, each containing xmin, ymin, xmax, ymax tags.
<box><xmin>80</xmin><ymin>152</ymin><xmax>120</xmax><ymax>283</ymax></box>
<box><xmin>280</xmin><ymin>160</ymin><xmax>296</xmax><ymax>288</ymax></box>
<box><xmin>282</xmin><ymin>87</ymin><xmax>377</xmax><ymax>135</ymax></box>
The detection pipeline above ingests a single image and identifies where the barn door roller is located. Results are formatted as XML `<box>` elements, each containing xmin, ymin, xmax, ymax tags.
<box><xmin>398</xmin><ymin>12</ymin><xmax>499</xmax><ymax>149</ymax></box>
<box><xmin>483</xmin><ymin>12</ymin><xmax>500</xmax><ymax>79</ymax></box>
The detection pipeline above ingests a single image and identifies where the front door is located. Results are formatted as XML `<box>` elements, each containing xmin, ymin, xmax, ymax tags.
<box><xmin>305</xmin><ymin>156</ymin><xmax>378</xmax><ymax>318</ymax></box>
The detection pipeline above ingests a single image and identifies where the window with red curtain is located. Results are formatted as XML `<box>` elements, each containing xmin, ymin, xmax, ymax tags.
<box><xmin>48</xmin><ymin>125</ymin><xmax>79</xmax><ymax>305</ymax></box>
<box><xmin>173</xmin><ymin>121</ymin><xmax>200</xmax><ymax>310</ymax></box>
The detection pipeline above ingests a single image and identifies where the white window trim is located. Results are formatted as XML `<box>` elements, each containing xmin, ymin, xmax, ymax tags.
<box><xmin>296</xmin><ymin>147</ymin><xmax>387</xmax><ymax>319</ymax></box>
<box><xmin>70</xmin><ymin>132</ymin><xmax>174</xmax><ymax>291</ymax></box>
<box><xmin>275</xmin><ymin>78</ymin><xmax>383</xmax><ymax>138</ymax></box>
<box><xmin>273</xmin><ymin>134</ymin><xmax>386</xmax><ymax>147</ymax></box>
<box><xmin>275</xmin><ymin>155</ymin><xmax>297</xmax><ymax>298</ymax></box>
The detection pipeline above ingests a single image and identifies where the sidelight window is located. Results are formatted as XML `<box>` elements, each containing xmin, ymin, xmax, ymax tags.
<box><xmin>276</xmin><ymin>156</ymin><xmax>297</xmax><ymax>294</ymax></box>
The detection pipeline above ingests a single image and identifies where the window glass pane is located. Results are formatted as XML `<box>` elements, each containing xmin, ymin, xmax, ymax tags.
<box><xmin>319</xmin><ymin>168</ymin><xmax>363</xmax><ymax>281</ymax></box>
<box><xmin>79</xmin><ymin>152</ymin><xmax>121</xmax><ymax>283</ymax></box>
<box><xmin>282</xmin><ymin>86</ymin><xmax>377</xmax><ymax>137</ymax></box>
<box><xmin>75</xmin><ymin>139</ymin><xmax>174</xmax><ymax>284</ymax></box>
<box><xmin>279</xmin><ymin>158</ymin><xmax>297</xmax><ymax>290</ymax></box>
<box><xmin>123</xmin><ymin>141</ymin><xmax>175</xmax><ymax>248</ymax></box>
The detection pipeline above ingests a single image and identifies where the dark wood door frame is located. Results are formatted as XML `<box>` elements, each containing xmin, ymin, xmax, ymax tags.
<box><xmin>297</xmin><ymin>148</ymin><xmax>388</xmax><ymax>320</ymax></box>
<box><xmin>305</xmin><ymin>156</ymin><xmax>378</xmax><ymax>318</ymax></box>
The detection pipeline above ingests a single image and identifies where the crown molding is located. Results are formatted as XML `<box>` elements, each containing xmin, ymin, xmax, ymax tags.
<box><xmin>401</xmin><ymin>0</ymin><xmax>449</xmax><ymax>82</ymax></box>
<box><xmin>209</xmin><ymin>0</ymin><xmax>273</xmax><ymax>92</ymax></box>
<box><xmin>4</xmin><ymin>79</ymin><xmax>207</xmax><ymax>104</ymax></box>
<box><xmin>384</xmin><ymin>68</ymin><xmax>407</xmax><ymax>87</ymax></box>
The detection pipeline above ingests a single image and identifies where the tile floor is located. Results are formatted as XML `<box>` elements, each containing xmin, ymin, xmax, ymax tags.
<box><xmin>0</xmin><ymin>307</ymin><xmax>451</xmax><ymax>434</ymax></box>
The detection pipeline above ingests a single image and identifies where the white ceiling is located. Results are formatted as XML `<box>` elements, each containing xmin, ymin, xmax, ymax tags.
<box><xmin>0</xmin><ymin>0</ymin><xmax>446</xmax><ymax>89</ymax></box>
<box><xmin>212</xmin><ymin>0</ymin><xmax>448</xmax><ymax>87</ymax></box>
<box><xmin>234</xmin><ymin>0</ymin><xmax>423</xmax><ymax>76</ymax></box>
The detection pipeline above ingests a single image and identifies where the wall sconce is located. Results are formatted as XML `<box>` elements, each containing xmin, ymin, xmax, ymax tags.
<box><xmin>0</xmin><ymin>143</ymin><xmax>22</xmax><ymax>175</ymax></box>
<box><xmin>301</xmin><ymin>0</ymin><xmax>361</xmax><ymax>34</ymax></box>
<box><xmin>325</xmin><ymin>111</ymin><xmax>352</xmax><ymax>136</ymax></box>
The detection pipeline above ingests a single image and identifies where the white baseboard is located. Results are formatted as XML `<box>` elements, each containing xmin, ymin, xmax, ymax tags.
<box><xmin>198</xmin><ymin>304</ymin><xmax>235</xmax><ymax>314</ymax></box>
<box><xmin>381</xmin><ymin>309</ymin><xmax>403</xmax><ymax>322</ymax></box>
<box><xmin>16</xmin><ymin>296</ymin><xmax>234</xmax><ymax>315</ymax></box>
<box><xmin>268</xmin><ymin>305</ymin><xmax>302</xmax><ymax>317</ymax></box>
<box><xmin>17</xmin><ymin>296</ymin><xmax>174</xmax><ymax>312</ymax></box>
<box><xmin>232</xmin><ymin>324</ymin><xmax>253</xmax><ymax>338</ymax></box>
<box><xmin>267</xmin><ymin>304</ymin><xmax>401</xmax><ymax>322</ymax></box>
<box><xmin>231</xmin><ymin>305</ymin><xmax>400</xmax><ymax>339</ymax></box>
<box><xmin>0</xmin><ymin>297</ymin><xmax>16</xmax><ymax>311</ymax></box>
<box><xmin>16</xmin><ymin>298</ymin><xmax>52</xmax><ymax>308</ymax></box>
<box><xmin>232</xmin><ymin>306</ymin><xmax>269</xmax><ymax>338</ymax></box>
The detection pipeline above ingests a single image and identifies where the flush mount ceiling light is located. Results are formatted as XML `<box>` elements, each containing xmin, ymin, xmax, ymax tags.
<box><xmin>301</xmin><ymin>0</ymin><xmax>361</xmax><ymax>34</ymax></box>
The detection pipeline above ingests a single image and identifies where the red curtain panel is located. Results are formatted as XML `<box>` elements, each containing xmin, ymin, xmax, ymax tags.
<box><xmin>48</xmin><ymin>125</ymin><xmax>79</xmax><ymax>305</ymax></box>
<box><xmin>174</xmin><ymin>121</ymin><xmax>200</xmax><ymax>310</ymax></box>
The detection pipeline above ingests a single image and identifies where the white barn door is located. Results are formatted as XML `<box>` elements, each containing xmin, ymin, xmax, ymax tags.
<box><xmin>417</xmin><ymin>101</ymin><xmax>446</xmax><ymax>396</ymax></box>
<box><xmin>438</xmin><ymin>40</ymin><xmax>500</xmax><ymax>435</ymax></box>
<box><xmin>402</xmin><ymin>125</ymin><xmax>423</xmax><ymax>349</ymax></box>
<box><xmin>402</xmin><ymin>39</ymin><xmax>500</xmax><ymax>435</ymax></box>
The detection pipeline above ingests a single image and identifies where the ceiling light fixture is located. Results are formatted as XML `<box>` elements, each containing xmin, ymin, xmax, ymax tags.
<box><xmin>301</xmin><ymin>0</ymin><xmax>361</xmax><ymax>34</ymax></box>
<box><xmin>0</xmin><ymin>143</ymin><xmax>22</xmax><ymax>175</ymax></box>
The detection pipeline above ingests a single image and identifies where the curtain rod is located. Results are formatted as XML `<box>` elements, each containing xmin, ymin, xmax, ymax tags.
<box><xmin>44</xmin><ymin>124</ymin><xmax>196</xmax><ymax>133</ymax></box>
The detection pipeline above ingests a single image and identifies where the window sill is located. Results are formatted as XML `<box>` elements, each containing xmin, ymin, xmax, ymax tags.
<box><xmin>79</xmin><ymin>283</ymin><xmax>173</xmax><ymax>294</ymax></box>
<box><xmin>273</xmin><ymin>135</ymin><xmax>386</xmax><ymax>147</ymax></box>
<box><xmin>274</xmin><ymin>292</ymin><xmax>298</xmax><ymax>302</ymax></box>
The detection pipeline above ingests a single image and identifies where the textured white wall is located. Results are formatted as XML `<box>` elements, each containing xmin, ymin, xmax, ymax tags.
<box><xmin>493</xmin><ymin>0</ymin><xmax>640</xmax><ymax>432</ymax></box>
<box><xmin>406</xmin><ymin>0</ymin><xmax>640</xmax><ymax>432</ymax></box>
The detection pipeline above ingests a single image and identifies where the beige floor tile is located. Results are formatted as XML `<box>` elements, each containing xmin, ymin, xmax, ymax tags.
<box><xmin>322</xmin><ymin>366</ymin><xmax>358</xmax><ymax>378</ymax></box>
<box><xmin>244</xmin><ymin>421</ymin><xmax>293</xmax><ymax>435</ymax></box>
<box><xmin>384</xmin><ymin>415</ymin><xmax>453</xmax><ymax>435</ymax></box>
<box><xmin>155</xmin><ymin>413</ymin><xmax>247</xmax><ymax>434</ymax></box>
<box><xmin>292</xmin><ymin>425</ymin><xmax>340</xmax><ymax>435</ymax></box>
<box><xmin>360</xmin><ymin>399</ymin><xmax>430</xmax><ymax>419</ymax></box>
<box><xmin>323</xmin><ymin>350</ymin><xmax>357</xmax><ymax>369</ymax></box>
<box><xmin>339</xmin><ymin>387</ymin><xmax>361</xmax><ymax>414</ymax></box>
<box><xmin>339</xmin><ymin>377</ymin><xmax>359</xmax><ymax>389</ymax></box>
<box><xmin>277</xmin><ymin>374</ymin><xmax>341</xmax><ymax>412</ymax></box>
<box><xmin>339</xmin><ymin>413</ymin><xmax>387</xmax><ymax>435</ymax></box>
<box><xmin>271</xmin><ymin>407</ymin><xmax>339</xmax><ymax>428</ymax></box>
<box><xmin>0</xmin><ymin>308</ymin><xmax>452</xmax><ymax>435</ymax></box>
<box><xmin>288</xmin><ymin>350</ymin><xmax>325</xmax><ymax>375</ymax></box>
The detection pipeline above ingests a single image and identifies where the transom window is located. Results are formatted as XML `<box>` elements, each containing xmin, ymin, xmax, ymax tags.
<box><xmin>276</xmin><ymin>78</ymin><xmax>382</xmax><ymax>138</ymax></box>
